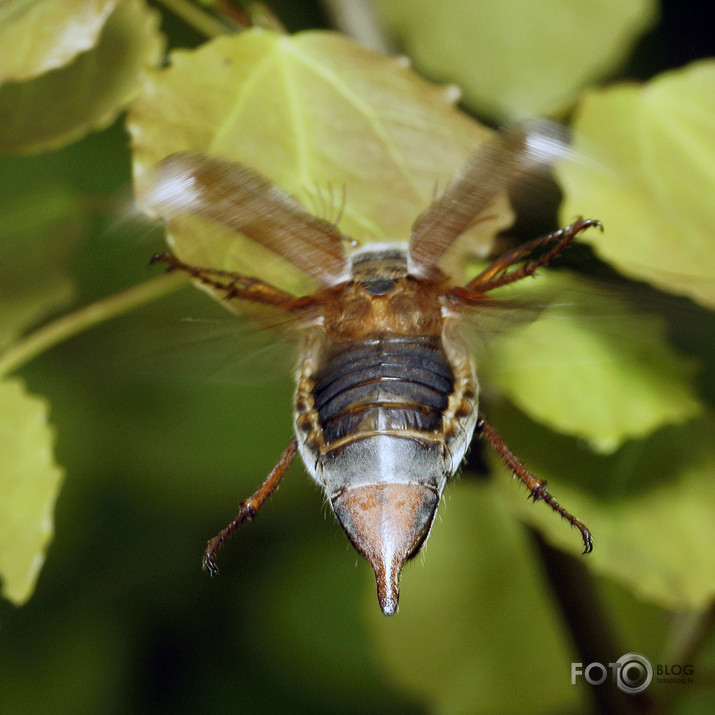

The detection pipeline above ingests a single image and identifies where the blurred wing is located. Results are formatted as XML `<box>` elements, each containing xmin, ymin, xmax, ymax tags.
<box><xmin>142</xmin><ymin>151</ymin><xmax>350</xmax><ymax>289</ymax></box>
<box><xmin>408</xmin><ymin>120</ymin><xmax>570</xmax><ymax>278</ymax></box>
<box><xmin>114</xmin><ymin>283</ymin><xmax>301</xmax><ymax>386</ymax></box>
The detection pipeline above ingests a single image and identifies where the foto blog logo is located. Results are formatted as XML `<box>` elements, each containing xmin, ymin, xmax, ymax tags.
<box><xmin>571</xmin><ymin>653</ymin><xmax>654</xmax><ymax>694</ymax></box>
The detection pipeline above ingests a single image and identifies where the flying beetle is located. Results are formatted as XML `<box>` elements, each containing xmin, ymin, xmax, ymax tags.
<box><xmin>143</xmin><ymin>120</ymin><xmax>598</xmax><ymax>615</ymax></box>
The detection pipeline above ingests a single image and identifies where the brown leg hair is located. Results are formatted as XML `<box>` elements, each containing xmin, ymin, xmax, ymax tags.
<box><xmin>449</xmin><ymin>218</ymin><xmax>602</xmax><ymax>305</ymax></box>
<box><xmin>477</xmin><ymin>413</ymin><xmax>593</xmax><ymax>554</ymax></box>
<box><xmin>203</xmin><ymin>437</ymin><xmax>299</xmax><ymax>575</ymax></box>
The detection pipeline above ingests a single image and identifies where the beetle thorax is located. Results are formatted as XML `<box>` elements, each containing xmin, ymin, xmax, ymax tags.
<box><xmin>317</xmin><ymin>244</ymin><xmax>447</xmax><ymax>341</ymax></box>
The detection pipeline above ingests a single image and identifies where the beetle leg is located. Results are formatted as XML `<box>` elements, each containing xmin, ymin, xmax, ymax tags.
<box><xmin>150</xmin><ymin>252</ymin><xmax>297</xmax><ymax>307</ymax></box>
<box><xmin>460</xmin><ymin>218</ymin><xmax>602</xmax><ymax>295</ymax></box>
<box><xmin>476</xmin><ymin>413</ymin><xmax>593</xmax><ymax>554</ymax></box>
<box><xmin>203</xmin><ymin>437</ymin><xmax>298</xmax><ymax>575</ymax></box>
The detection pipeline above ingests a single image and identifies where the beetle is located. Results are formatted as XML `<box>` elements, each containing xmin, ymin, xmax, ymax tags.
<box><xmin>144</xmin><ymin>120</ymin><xmax>597</xmax><ymax>615</ymax></box>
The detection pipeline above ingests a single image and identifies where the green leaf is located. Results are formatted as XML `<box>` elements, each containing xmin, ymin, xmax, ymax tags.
<box><xmin>369</xmin><ymin>480</ymin><xmax>586</xmax><ymax>712</ymax></box>
<box><xmin>372</xmin><ymin>0</ymin><xmax>658</xmax><ymax>120</ymax></box>
<box><xmin>129</xmin><ymin>29</ymin><xmax>507</xmax><ymax>292</ymax></box>
<box><xmin>480</xmin><ymin>271</ymin><xmax>703</xmax><ymax>452</ymax></box>
<box><xmin>486</xmin><ymin>403</ymin><xmax>715</xmax><ymax>611</ymax></box>
<box><xmin>0</xmin><ymin>378</ymin><xmax>64</xmax><ymax>605</ymax></box>
<box><xmin>0</xmin><ymin>0</ymin><xmax>164</xmax><ymax>153</ymax></box>
<box><xmin>0</xmin><ymin>185</ymin><xmax>84</xmax><ymax>350</ymax></box>
<box><xmin>0</xmin><ymin>0</ymin><xmax>117</xmax><ymax>83</ymax></box>
<box><xmin>558</xmin><ymin>60</ymin><xmax>715</xmax><ymax>308</ymax></box>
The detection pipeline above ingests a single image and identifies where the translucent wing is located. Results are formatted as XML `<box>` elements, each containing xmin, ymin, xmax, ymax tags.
<box><xmin>408</xmin><ymin>120</ymin><xmax>570</xmax><ymax>278</ymax></box>
<box><xmin>141</xmin><ymin>151</ymin><xmax>350</xmax><ymax>291</ymax></box>
<box><xmin>106</xmin><ymin>283</ymin><xmax>301</xmax><ymax>387</ymax></box>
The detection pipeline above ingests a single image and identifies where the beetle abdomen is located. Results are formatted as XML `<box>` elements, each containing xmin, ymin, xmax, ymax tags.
<box><xmin>294</xmin><ymin>330</ymin><xmax>475</xmax><ymax>615</ymax></box>
<box><xmin>293</xmin><ymin>321</ymin><xmax>477</xmax><ymax>615</ymax></box>
<box><xmin>311</xmin><ymin>336</ymin><xmax>454</xmax><ymax>447</ymax></box>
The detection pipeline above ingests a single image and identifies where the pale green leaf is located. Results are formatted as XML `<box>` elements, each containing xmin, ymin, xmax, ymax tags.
<box><xmin>128</xmin><ymin>29</ymin><xmax>505</xmax><ymax>293</ymax></box>
<box><xmin>0</xmin><ymin>378</ymin><xmax>64</xmax><ymax>605</ymax></box>
<box><xmin>487</xmin><ymin>404</ymin><xmax>715</xmax><ymax>611</ymax></box>
<box><xmin>480</xmin><ymin>271</ymin><xmax>703</xmax><ymax>452</ymax></box>
<box><xmin>0</xmin><ymin>0</ymin><xmax>164</xmax><ymax>153</ymax></box>
<box><xmin>372</xmin><ymin>0</ymin><xmax>658</xmax><ymax>120</ymax></box>
<box><xmin>0</xmin><ymin>185</ymin><xmax>84</xmax><ymax>350</ymax></box>
<box><xmin>0</xmin><ymin>0</ymin><xmax>117</xmax><ymax>83</ymax></box>
<box><xmin>369</xmin><ymin>480</ymin><xmax>586</xmax><ymax>712</ymax></box>
<box><xmin>558</xmin><ymin>60</ymin><xmax>715</xmax><ymax>308</ymax></box>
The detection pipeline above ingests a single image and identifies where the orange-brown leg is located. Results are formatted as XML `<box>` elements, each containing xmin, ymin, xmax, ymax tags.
<box><xmin>477</xmin><ymin>413</ymin><xmax>593</xmax><ymax>554</ymax></box>
<box><xmin>151</xmin><ymin>252</ymin><xmax>297</xmax><ymax>307</ymax></box>
<box><xmin>203</xmin><ymin>437</ymin><xmax>298</xmax><ymax>575</ymax></box>
<box><xmin>450</xmin><ymin>218</ymin><xmax>602</xmax><ymax>305</ymax></box>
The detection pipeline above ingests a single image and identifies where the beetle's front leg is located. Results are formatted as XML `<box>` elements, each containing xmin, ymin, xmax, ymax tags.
<box><xmin>150</xmin><ymin>253</ymin><xmax>297</xmax><ymax>308</ymax></box>
<box><xmin>449</xmin><ymin>218</ymin><xmax>602</xmax><ymax>305</ymax></box>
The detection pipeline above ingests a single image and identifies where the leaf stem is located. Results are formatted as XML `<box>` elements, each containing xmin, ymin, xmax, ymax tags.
<box><xmin>154</xmin><ymin>0</ymin><xmax>231</xmax><ymax>38</ymax></box>
<box><xmin>0</xmin><ymin>273</ymin><xmax>188</xmax><ymax>376</ymax></box>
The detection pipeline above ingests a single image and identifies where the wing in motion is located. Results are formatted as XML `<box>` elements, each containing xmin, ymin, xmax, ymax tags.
<box><xmin>142</xmin><ymin>151</ymin><xmax>350</xmax><ymax>289</ymax></box>
<box><xmin>409</xmin><ymin>120</ymin><xmax>571</xmax><ymax>277</ymax></box>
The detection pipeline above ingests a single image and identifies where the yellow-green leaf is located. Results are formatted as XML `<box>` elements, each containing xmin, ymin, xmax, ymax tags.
<box><xmin>0</xmin><ymin>185</ymin><xmax>84</xmax><ymax>350</ymax></box>
<box><xmin>0</xmin><ymin>378</ymin><xmax>64</xmax><ymax>605</ymax></box>
<box><xmin>480</xmin><ymin>271</ymin><xmax>703</xmax><ymax>452</ymax></box>
<box><xmin>488</xmin><ymin>404</ymin><xmax>715</xmax><ymax>611</ymax></box>
<box><xmin>372</xmin><ymin>0</ymin><xmax>658</xmax><ymax>120</ymax></box>
<box><xmin>129</xmin><ymin>29</ymin><xmax>503</xmax><ymax>293</ymax></box>
<box><xmin>0</xmin><ymin>0</ymin><xmax>164</xmax><ymax>153</ymax></box>
<box><xmin>558</xmin><ymin>60</ymin><xmax>715</xmax><ymax>308</ymax></box>
<box><xmin>0</xmin><ymin>0</ymin><xmax>117</xmax><ymax>84</ymax></box>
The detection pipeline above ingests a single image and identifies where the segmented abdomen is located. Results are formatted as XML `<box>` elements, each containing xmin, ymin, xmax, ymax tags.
<box><xmin>311</xmin><ymin>336</ymin><xmax>454</xmax><ymax>448</ymax></box>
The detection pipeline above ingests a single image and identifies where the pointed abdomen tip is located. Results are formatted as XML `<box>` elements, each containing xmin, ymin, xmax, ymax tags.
<box><xmin>380</xmin><ymin>593</ymin><xmax>398</xmax><ymax>616</ymax></box>
<box><xmin>332</xmin><ymin>483</ymin><xmax>440</xmax><ymax>616</ymax></box>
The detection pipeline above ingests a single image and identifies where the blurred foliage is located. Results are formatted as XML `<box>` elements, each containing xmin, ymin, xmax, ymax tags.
<box><xmin>559</xmin><ymin>60</ymin><xmax>715</xmax><ymax>309</ymax></box>
<box><xmin>0</xmin><ymin>184</ymin><xmax>83</xmax><ymax>349</ymax></box>
<box><xmin>0</xmin><ymin>1</ymin><xmax>713</xmax><ymax>713</ymax></box>
<box><xmin>0</xmin><ymin>0</ymin><xmax>118</xmax><ymax>82</ymax></box>
<box><xmin>0</xmin><ymin>378</ymin><xmax>64</xmax><ymax>604</ymax></box>
<box><xmin>372</xmin><ymin>0</ymin><xmax>659</xmax><ymax>121</ymax></box>
<box><xmin>481</xmin><ymin>271</ymin><xmax>702</xmax><ymax>452</ymax></box>
<box><xmin>0</xmin><ymin>0</ymin><xmax>164</xmax><ymax>152</ymax></box>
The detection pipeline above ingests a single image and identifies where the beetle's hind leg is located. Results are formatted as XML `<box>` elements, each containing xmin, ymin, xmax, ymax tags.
<box><xmin>476</xmin><ymin>414</ymin><xmax>593</xmax><ymax>554</ymax></box>
<box><xmin>203</xmin><ymin>437</ymin><xmax>298</xmax><ymax>576</ymax></box>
